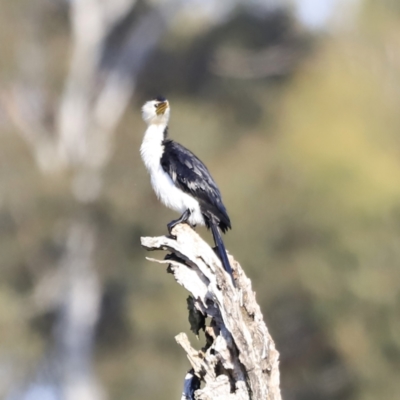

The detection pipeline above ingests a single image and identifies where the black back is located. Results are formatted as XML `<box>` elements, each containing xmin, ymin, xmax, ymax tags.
<box><xmin>161</xmin><ymin>140</ymin><xmax>231</xmax><ymax>233</ymax></box>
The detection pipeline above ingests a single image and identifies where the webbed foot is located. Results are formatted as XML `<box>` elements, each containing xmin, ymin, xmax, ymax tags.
<box><xmin>167</xmin><ymin>209</ymin><xmax>192</xmax><ymax>239</ymax></box>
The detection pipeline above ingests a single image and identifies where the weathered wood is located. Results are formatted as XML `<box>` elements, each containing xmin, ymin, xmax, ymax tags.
<box><xmin>141</xmin><ymin>224</ymin><xmax>281</xmax><ymax>400</ymax></box>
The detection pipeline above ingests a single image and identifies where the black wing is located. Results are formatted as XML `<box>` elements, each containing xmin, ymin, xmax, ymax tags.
<box><xmin>161</xmin><ymin>139</ymin><xmax>231</xmax><ymax>232</ymax></box>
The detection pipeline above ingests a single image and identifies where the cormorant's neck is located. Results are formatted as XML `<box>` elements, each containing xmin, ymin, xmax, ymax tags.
<box><xmin>140</xmin><ymin>123</ymin><xmax>169</xmax><ymax>170</ymax></box>
<box><xmin>142</xmin><ymin>123</ymin><xmax>168</xmax><ymax>144</ymax></box>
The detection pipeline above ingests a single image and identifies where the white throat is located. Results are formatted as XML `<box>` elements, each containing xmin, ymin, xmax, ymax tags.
<box><xmin>140</xmin><ymin>123</ymin><xmax>166</xmax><ymax>171</ymax></box>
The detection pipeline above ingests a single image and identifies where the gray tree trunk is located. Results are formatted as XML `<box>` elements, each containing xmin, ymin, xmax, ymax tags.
<box><xmin>141</xmin><ymin>224</ymin><xmax>281</xmax><ymax>400</ymax></box>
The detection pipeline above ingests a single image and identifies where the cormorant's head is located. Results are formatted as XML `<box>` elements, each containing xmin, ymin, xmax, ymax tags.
<box><xmin>142</xmin><ymin>96</ymin><xmax>170</xmax><ymax>126</ymax></box>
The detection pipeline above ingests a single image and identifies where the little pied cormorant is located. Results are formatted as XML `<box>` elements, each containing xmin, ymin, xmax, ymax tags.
<box><xmin>140</xmin><ymin>96</ymin><xmax>234</xmax><ymax>285</ymax></box>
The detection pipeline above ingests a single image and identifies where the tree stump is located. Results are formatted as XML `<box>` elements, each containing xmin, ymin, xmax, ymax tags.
<box><xmin>141</xmin><ymin>224</ymin><xmax>281</xmax><ymax>400</ymax></box>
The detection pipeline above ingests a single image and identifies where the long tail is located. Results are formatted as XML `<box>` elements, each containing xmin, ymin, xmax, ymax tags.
<box><xmin>210</xmin><ymin>222</ymin><xmax>235</xmax><ymax>286</ymax></box>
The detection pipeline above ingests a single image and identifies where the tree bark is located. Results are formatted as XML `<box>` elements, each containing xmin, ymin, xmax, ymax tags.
<box><xmin>141</xmin><ymin>224</ymin><xmax>281</xmax><ymax>400</ymax></box>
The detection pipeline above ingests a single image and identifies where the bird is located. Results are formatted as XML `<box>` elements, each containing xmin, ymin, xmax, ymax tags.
<box><xmin>140</xmin><ymin>95</ymin><xmax>234</xmax><ymax>285</ymax></box>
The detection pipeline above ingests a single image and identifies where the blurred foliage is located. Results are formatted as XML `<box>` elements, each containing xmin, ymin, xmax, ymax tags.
<box><xmin>1</xmin><ymin>1</ymin><xmax>400</xmax><ymax>400</ymax></box>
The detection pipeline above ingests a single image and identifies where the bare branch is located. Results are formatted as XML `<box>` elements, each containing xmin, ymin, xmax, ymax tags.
<box><xmin>141</xmin><ymin>224</ymin><xmax>281</xmax><ymax>400</ymax></box>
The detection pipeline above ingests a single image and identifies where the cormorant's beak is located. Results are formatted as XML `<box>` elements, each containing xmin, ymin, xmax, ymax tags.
<box><xmin>156</xmin><ymin>100</ymin><xmax>168</xmax><ymax>116</ymax></box>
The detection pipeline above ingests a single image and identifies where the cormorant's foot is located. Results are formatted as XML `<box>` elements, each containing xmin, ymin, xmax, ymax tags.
<box><xmin>167</xmin><ymin>209</ymin><xmax>192</xmax><ymax>239</ymax></box>
<box><xmin>167</xmin><ymin>221</ymin><xmax>178</xmax><ymax>240</ymax></box>
<box><xmin>167</xmin><ymin>230</ymin><xmax>177</xmax><ymax>240</ymax></box>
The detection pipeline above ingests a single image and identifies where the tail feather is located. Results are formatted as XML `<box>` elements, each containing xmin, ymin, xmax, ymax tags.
<box><xmin>210</xmin><ymin>222</ymin><xmax>235</xmax><ymax>286</ymax></box>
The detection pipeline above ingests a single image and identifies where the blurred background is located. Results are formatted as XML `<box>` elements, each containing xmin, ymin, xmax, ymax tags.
<box><xmin>1</xmin><ymin>0</ymin><xmax>400</xmax><ymax>399</ymax></box>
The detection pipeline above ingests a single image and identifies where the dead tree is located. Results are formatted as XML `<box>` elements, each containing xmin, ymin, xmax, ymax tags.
<box><xmin>141</xmin><ymin>224</ymin><xmax>281</xmax><ymax>400</ymax></box>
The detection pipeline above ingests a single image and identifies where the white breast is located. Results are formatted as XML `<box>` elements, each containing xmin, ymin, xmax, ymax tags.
<box><xmin>140</xmin><ymin>125</ymin><xmax>205</xmax><ymax>226</ymax></box>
